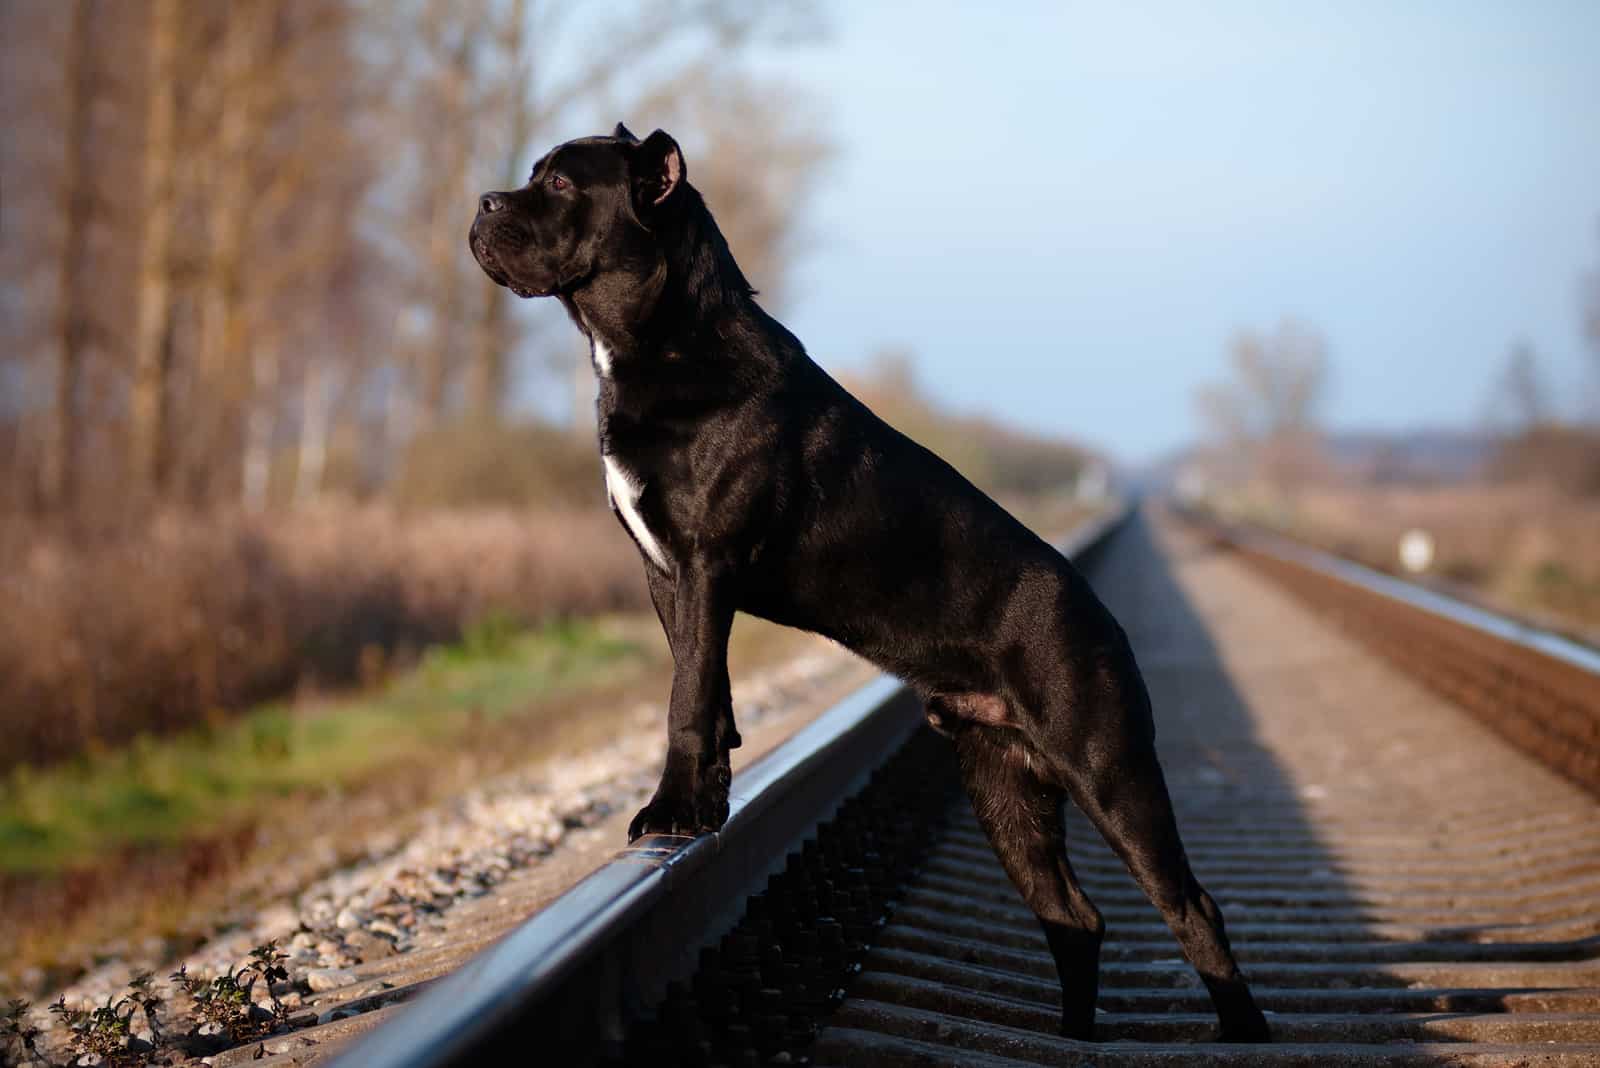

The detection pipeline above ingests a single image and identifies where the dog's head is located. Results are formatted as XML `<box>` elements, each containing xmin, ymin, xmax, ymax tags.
<box><xmin>469</xmin><ymin>123</ymin><xmax>684</xmax><ymax>301</ymax></box>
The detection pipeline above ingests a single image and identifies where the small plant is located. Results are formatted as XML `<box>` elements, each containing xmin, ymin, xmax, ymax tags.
<box><xmin>170</xmin><ymin>940</ymin><xmax>292</xmax><ymax>1045</ymax></box>
<box><xmin>46</xmin><ymin>978</ymin><xmax>161</xmax><ymax>1068</ymax></box>
<box><xmin>170</xmin><ymin>962</ymin><xmax>247</xmax><ymax>1040</ymax></box>
<box><xmin>125</xmin><ymin>972</ymin><xmax>165</xmax><ymax>1048</ymax></box>
<box><xmin>2</xmin><ymin>999</ymin><xmax>47</xmax><ymax>1066</ymax></box>
<box><xmin>3</xmin><ymin>945</ymin><xmax>292</xmax><ymax>1067</ymax></box>
<box><xmin>247</xmin><ymin>941</ymin><xmax>292</xmax><ymax>1030</ymax></box>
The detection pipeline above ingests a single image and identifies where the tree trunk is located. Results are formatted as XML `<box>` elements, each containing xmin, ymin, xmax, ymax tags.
<box><xmin>129</xmin><ymin>0</ymin><xmax>180</xmax><ymax>497</ymax></box>
<box><xmin>466</xmin><ymin>0</ymin><xmax>529</xmax><ymax>425</ymax></box>
<box><xmin>42</xmin><ymin>0</ymin><xmax>95</xmax><ymax>515</ymax></box>
<box><xmin>241</xmin><ymin>340</ymin><xmax>280</xmax><ymax>511</ymax></box>
<box><xmin>293</xmin><ymin>357</ymin><xmax>336</xmax><ymax>505</ymax></box>
<box><xmin>414</xmin><ymin>32</ymin><xmax>476</xmax><ymax>434</ymax></box>
<box><xmin>382</xmin><ymin>342</ymin><xmax>415</xmax><ymax>488</ymax></box>
<box><xmin>466</xmin><ymin>276</ymin><xmax>509</xmax><ymax>421</ymax></box>
<box><xmin>192</xmin><ymin>0</ymin><xmax>267</xmax><ymax>503</ymax></box>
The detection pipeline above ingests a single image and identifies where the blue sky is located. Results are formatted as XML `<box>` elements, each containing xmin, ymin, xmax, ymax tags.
<box><xmin>738</xmin><ymin>1</ymin><xmax>1600</xmax><ymax>462</ymax></box>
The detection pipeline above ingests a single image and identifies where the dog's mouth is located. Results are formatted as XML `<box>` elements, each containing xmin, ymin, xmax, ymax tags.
<box><xmin>471</xmin><ymin>234</ymin><xmax>549</xmax><ymax>299</ymax></box>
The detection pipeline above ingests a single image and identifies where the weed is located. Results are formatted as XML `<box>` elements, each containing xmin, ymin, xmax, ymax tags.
<box><xmin>0</xmin><ymin>941</ymin><xmax>292</xmax><ymax>1066</ymax></box>
<box><xmin>3</xmin><ymin>999</ymin><xmax>46</xmax><ymax>1066</ymax></box>
<box><xmin>44</xmin><ymin>970</ymin><xmax>163</xmax><ymax>1067</ymax></box>
<box><xmin>247</xmin><ymin>942</ymin><xmax>292</xmax><ymax>1028</ymax></box>
<box><xmin>169</xmin><ymin>940</ymin><xmax>292</xmax><ymax>1046</ymax></box>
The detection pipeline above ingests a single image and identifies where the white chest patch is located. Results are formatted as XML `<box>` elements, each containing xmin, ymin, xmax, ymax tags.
<box><xmin>603</xmin><ymin>455</ymin><xmax>669</xmax><ymax>572</ymax></box>
<box><xmin>592</xmin><ymin>339</ymin><xmax>613</xmax><ymax>377</ymax></box>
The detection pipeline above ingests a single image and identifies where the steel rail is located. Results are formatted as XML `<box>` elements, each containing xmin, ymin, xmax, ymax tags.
<box><xmin>1211</xmin><ymin>514</ymin><xmax>1600</xmax><ymax>678</ymax></box>
<box><xmin>328</xmin><ymin>505</ymin><xmax>1133</xmax><ymax>1068</ymax></box>
<box><xmin>1187</xmin><ymin>508</ymin><xmax>1600</xmax><ymax>797</ymax></box>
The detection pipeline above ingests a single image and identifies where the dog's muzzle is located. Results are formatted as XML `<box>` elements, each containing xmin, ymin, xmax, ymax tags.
<box><xmin>469</xmin><ymin>227</ymin><xmax>542</xmax><ymax>299</ymax></box>
<box><xmin>470</xmin><ymin>193</ymin><xmax>548</xmax><ymax>298</ymax></box>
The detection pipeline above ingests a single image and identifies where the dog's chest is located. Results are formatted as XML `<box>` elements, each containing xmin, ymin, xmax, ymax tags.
<box><xmin>589</xmin><ymin>337</ymin><xmax>664</xmax><ymax>571</ymax></box>
<box><xmin>602</xmin><ymin>452</ymin><xmax>670</xmax><ymax>572</ymax></box>
<box><xmin>591</xmin><ymin>332</ymin><xmax>728</xmax><ymax>577</ymax></box>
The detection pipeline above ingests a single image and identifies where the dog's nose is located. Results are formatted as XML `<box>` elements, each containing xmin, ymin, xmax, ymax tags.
<box><xmin>479</xmin><ymin>192</ymin><xmax>506</xmax><ymax>216</ymax></box>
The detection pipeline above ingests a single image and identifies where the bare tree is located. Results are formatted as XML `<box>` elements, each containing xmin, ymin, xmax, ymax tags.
<box><xmin>40</xmin><ymin>0</ymin><xmax>97</xmax><ymax>514</ymax></box>
<box><xmin>1484</xmin><ymin>338</ymin><xmax>1600</xmax><ymax>494</ymax></box>
<box><xmin>465</xmin><ymin>0</ymin><xmax>532</xmax><ymax>424</ymax></box>
<box><xmin>1193</xmin><ymin>318</ymin><xmax>1330</xmax><ymax>493</ymax></box>
<box><xmin>185</xmin><ymin>0</ymin><xmax>275</xmax><ymax>502</ymax></box>
<box><xmin>293</xmin><ymin>356</ymin><xmax>341</xmax><ymax>504</ymax></box>
<box><xmin>134</xmin><ymin>0</ymin><xmax>369</xmax><ymax>509</ymax></box>
<box><xmin>412</xmin><ymin>1</ymin><xmax>483</xmax><ymax>434</ymax></box>
<box><xmin>1198</xmin><ymin>321</ymin><xmax>1327</xmax><ymax>437</ymax></box>
<box><xmin>1492</xmin><ymin>339</ymin><xmax>1548</xmax><ymax>432</ymax></box>
<box><xmin>128</xmin><ymin>0</ymin><xmax>181</xmax><ymax>497</ymax></box>
<box><xmin>2</xmin><ymin>0</ymin><xmax>830</xmax><ymax>518</ymax></box>
<box><xmin>3</xmin><ymin>0</ymin><xmax>143</xmax><ymax>514</ymax></box>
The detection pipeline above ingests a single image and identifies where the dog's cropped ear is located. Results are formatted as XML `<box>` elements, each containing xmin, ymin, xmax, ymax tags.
<box><xmin>613</xmin><ymin>122</ymin><xmax>639</xmax><ymax>142</ymax></box>
<box><xmin>631</xmin><ymin>129</ymin><xmax>685</xmax><ymax>212</ymax></box>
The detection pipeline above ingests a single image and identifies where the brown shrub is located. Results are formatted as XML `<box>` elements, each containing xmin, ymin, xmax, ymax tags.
<box><xmin>0</xmin><ymin>504</ymin><xmax>647</xmax><ymax>769</ymax></box>
<box><xmin>390</xmin><ymin>424</ymin><xmax>609</xmax><ymax>511</ymax></box>
<box><xmin>1489</xmin><ymin>425</ymin><xmax>1600</xmax><ymax>496</ymax></box>
<box><xmin>1273</xmin><ymin>484</ymin><xmax>1600</xmax><ymax>634</ymax></box>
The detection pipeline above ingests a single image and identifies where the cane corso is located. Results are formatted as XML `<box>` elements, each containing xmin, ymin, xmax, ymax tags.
<box><xmin>468</xmin><ymin>124</ymin><xmax>1269</xmax><ymax>1042</ymax></box>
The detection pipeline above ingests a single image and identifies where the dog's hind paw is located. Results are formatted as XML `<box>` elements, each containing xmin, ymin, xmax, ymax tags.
<box><xmin>1056</xmin><ymin>1020</ymin><xmax>1095</xmax><ymax>1043</ymax></box>
<box><xmin>1217</xmin><ymin>1018</ymin><xmax>1271</xmax><ymax>1043</ymax></box>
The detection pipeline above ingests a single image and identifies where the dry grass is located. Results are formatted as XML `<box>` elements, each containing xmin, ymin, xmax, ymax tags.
<box><xmin>1245</xmin><ymin>484</ymin><xmax>1600</xmax><ymax>637</ymax></box>
<box><xmin>0</xmin><ymin>503</ymin><xmax>648</xmax><ymax>771</ymax></box>
<box><xmin>0</xmin><ymin>477</ymin><xmax>1100</xmax><ymax>991</ymax></box>
<box><xmin>0</xmin><ymin>612</ymin><xmax>822</xmax><ymax>996</ymax></box>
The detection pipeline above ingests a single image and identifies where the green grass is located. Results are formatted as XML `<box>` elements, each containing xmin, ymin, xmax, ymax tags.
<box><xmin>0</xmin><ymin>618</ymin><xmax>646</xmax><ymax>874</ymax></box>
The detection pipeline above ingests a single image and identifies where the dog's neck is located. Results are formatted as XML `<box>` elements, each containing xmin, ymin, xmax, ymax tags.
<box><xmin>563</xmin><ymin>184</ymin><xmax>761</xmax><ymax>369</ymax></box>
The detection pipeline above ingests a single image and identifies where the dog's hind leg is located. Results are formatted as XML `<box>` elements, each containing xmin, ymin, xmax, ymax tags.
<box><xmin>1066</xmin><ymin>738</ymin><xmax>1270</xmax><ymax>1042</ymax></box>
<box><xmin>953</xmin><ymin>724</ymin><xmax>1105</xmax><ymax>1040</ymax></box>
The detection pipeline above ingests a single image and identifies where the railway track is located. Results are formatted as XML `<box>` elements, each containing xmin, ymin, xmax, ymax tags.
<box><xmin>321</xmin><ymin>504</ymin><xmax>1600</xmax><ymax>1067</ymax></box>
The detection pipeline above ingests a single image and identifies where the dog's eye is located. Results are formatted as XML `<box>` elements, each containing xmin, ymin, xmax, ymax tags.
<box><xmin>549</xmin><ymin>175</ymin><xmax>569</xmax><ymax>191</ymax></box>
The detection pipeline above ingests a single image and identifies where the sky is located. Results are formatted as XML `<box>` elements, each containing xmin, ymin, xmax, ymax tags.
<box><xmin>737</xmin><ymin>0</ymin><xmax>1600</xmax><ymax>464</ymax></box>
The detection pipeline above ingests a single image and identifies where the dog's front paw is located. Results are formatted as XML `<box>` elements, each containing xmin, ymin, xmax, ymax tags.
<box><xmin>627</xmin><ymin>763</ymin><xmax>731</xmax><ymax>841</ymax></box>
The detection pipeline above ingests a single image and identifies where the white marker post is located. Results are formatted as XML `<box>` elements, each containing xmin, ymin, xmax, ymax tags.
<box><xmin>1398</xmin><ymin>529</ymin><xmax>1435</xmax><ymax>575</ymax></box>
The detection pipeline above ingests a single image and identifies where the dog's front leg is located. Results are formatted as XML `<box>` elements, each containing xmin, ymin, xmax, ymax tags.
<box><xmin>628</xmin><ymin>560</ymin><xmax>737</xmax><ymax>840</ymax></box>
<box><xmin>644</xmin><ymin>564</ymin><xmax>741</xmax><ymax>759</ymax></box>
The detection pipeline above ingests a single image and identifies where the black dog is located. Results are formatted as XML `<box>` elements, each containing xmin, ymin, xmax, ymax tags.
<box><xmin>469</xmin><ymin>125</ymin><xmax>1268</xmax><ymax>1043</ymax></box>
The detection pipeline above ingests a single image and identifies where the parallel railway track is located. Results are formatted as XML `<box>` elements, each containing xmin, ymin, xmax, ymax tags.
<box><xmin>328</xmin><ymin>504</ymin><xmax>1600</xmax><ymax>1067</ymax></box>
